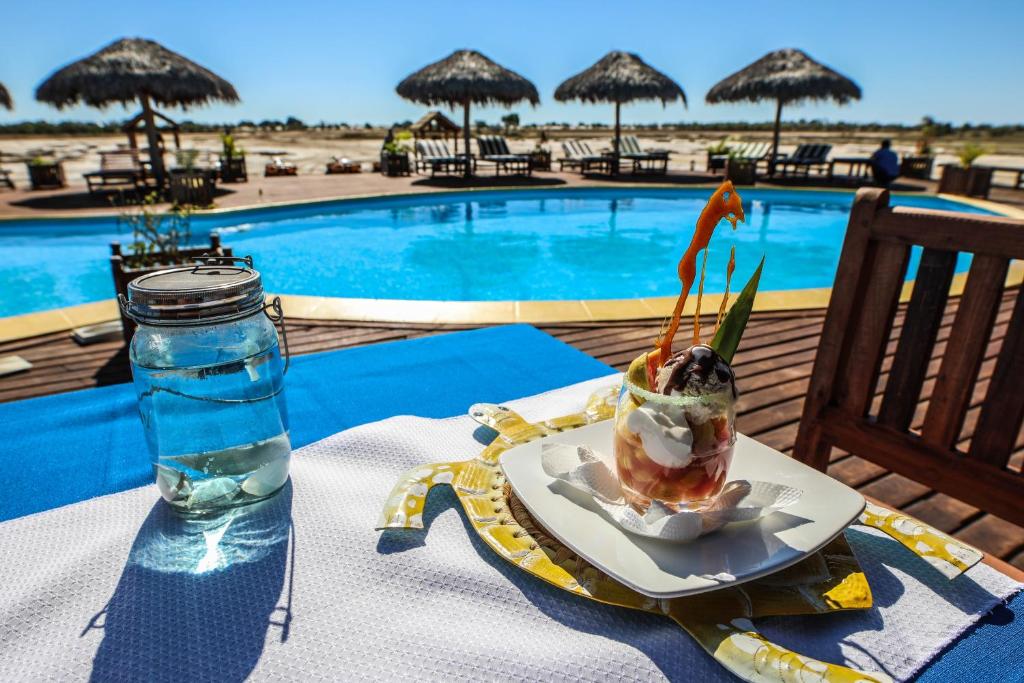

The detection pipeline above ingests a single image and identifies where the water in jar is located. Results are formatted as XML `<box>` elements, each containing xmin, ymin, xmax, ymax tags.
<box><xmin>133</xmin><ymin>329</ymin><xmax>290</xmax><ymax>514</ymax></box>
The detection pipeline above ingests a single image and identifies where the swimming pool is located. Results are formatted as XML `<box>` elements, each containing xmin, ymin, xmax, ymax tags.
<box><xmin>0</xmin><ymin>188</ymin><xmax>997</xmax><ymax>318</ymax></box>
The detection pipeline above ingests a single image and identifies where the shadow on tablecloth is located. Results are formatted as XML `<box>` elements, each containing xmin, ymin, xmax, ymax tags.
<box><xmin>86</xmin><ymin>482</ymin><xmax>294</xmax><ymax>682</ymax></box>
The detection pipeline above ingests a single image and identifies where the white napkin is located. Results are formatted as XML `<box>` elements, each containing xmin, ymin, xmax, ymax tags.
<box><xmin>541</xmin><ymin>442</ymin><xmax>801</xmax><ymax>542</ymax></box>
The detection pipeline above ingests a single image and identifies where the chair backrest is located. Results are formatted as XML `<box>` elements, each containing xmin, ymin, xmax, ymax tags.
<box><xmin>477</xmin><ymin>136</ymin><xmax>496</xmax><ymax>156</ymax></box>
<box><xmin>491</xmin><ymin>136</ymin><xmax>512</xmax><ymax>155</ymax></box>
<box><xmin>730</xmin><ymin>142</ymin><xmax>750</xmax><ymax>157</ymax></box>
<box><xmin>578</xmin><ymin>140</ymin><xmax>596</xmax><ymax>156</ymax></box>
<box><xmin>620</xmin><ymin>135</ymin><xmax>643</xmax><ymax>155</ymax></box>
<box><xmin>419</xmin><ymin>139</ymin><xmax>447</xmax><ymax>159</ymax></box>
<box><xmin>794</xmin><ymin>188</ymin><xmax>1024</xmax><ymax>526</ymax></box>
<box><xmin>795</xmin><ymin>144</ymin><xmax>831</xmax><ymax>161</ymax></box>
<box><xmin>562</xmin><ymin>141</ymin><xmax>579</xmax><ymax>160</ymax></box>
<box><xmin>100</xmin><ymin>150</ymin><xmax>141</xmax><ymax>172</ymax></box>
<box><xmin>747</xmin><ymin>142</ymin><xmax>771</xmax><ymax>159</ymax></box>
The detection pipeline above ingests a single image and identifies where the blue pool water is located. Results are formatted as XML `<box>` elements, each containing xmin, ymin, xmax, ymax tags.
<box><xmin>0</xmin><ymin>188</ymin><xmax>996</xmax><ymax>318</ymax></box>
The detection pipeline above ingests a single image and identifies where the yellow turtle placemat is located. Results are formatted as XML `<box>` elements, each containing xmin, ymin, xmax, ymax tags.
<box><xmin>378</xmin><ymin>384</ymin><xmax>996</xmax><ymax>683</ymax></box>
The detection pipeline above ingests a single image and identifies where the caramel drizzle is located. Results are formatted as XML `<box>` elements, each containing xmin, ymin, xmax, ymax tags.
<box><xmin>714</xmin><ymin>246</ymin><xmax>737</xmax><ymax>335</ymax></box>
<box><xmin>655</xmin><ymin>181</ymin><xmax>745</xmax><ymax>366</ymax></box>
<box><xmin>692</xmin><ymin>246</ymin><xmax>711</xmax><ymax>345</ymax></box>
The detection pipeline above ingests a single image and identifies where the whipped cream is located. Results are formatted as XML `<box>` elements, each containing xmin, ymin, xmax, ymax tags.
<box><xmin>625</xmin><ymin>403</ymin><xmax>693</xmax><ymax>469</ymax></box>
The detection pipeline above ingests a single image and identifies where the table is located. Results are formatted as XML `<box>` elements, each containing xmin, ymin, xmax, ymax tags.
<box><xmin>0</xmin><ymin>324</ymin><xmax>1020</xmax><ymax>681</ymax></box>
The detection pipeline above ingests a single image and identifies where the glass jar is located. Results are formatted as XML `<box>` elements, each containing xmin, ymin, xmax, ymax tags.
<box><xmin>613</xmin><ymin>375</ymin><xmax>735</xmax><ymax>511</ymax></box>
<box><xmin>122</xmin><ymin>256</ymin><xmax>291</xmax><ymax>514</ymax></box>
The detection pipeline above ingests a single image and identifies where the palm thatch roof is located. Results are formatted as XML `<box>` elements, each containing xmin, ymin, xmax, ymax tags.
<box><xmin>0</xmin><ymin>82</ymin><xmax>11</xmax><ymax>110</ymax></box>
<box><xmin>396</xmin><ymin>50</ymin><xmax>539</xmax><ymax>107</ymax></box>
<box><xmin>554</xmin><ymin>51</ymin><xmax>686</xmax><ymax>105</ymax></box>
<box><xmin>705</xmin><ymin>48</ymin><xmax>860</xmax><ymax>105</ymax></box>
<box><xmin>36</xmin><ymin>37</ymin><xmax>239</xmax><ymax>109</ymax></box>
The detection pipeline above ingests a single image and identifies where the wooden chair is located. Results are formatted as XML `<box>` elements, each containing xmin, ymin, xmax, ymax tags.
<box><xmin>794</xmin><ymin>188</ymin><xmax>1024</xmax><ymax>527</ymax></box>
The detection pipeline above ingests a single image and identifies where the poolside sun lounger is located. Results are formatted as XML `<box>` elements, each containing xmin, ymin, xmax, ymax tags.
<box><xmin>415</xmin><ymin>140</ymin><xmax>470</xmax><ymax>177</ymax></box>
<box><xmin>84</xmin><ymin>150</ymin><xmax>149</xmax><ymax>196</ymax></box>
<box><xmin>477</xmin><ymin>136</ymin><xmax>531</xmax><ymax>176</ymax></box>
<box><xmin>619</xmin><ymin>135</ymin><xmax>670</xmax><ymax>175</ymax></box>
<box><xmin>558</xmin><ymin>140</ymin><xmax>612</xmax><ymax>174</ymax></box>
<box><xmin>772</xmin><ymin>143</ymin><xmax>833</xmax><ymax>178</ymax></box>
<box><xmin>265</xmin><ymin>157</ymin><xmax>298</xmax><ymax>177</ymax></box>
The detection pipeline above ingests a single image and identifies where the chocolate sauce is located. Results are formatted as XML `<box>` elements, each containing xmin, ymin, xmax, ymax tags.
<box><xmin>656</xmin><ymin>344</ymin><xmax>737</xmax><ymax>398</ymax></box>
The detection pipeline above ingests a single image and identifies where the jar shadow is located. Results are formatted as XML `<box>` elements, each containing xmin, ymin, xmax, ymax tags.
<box><xmin>86</xmin><ymin>482</ymin><xmax>294</xmax><ymax>682</ymax></box>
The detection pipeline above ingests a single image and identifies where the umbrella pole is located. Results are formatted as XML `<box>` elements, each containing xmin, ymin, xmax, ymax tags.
<box><xmin>140</xmin><ymin>94</ymin><xmax>166</xmax><ymax>192</ymax></box>
<box><xmin>613</xmin><ymin>101</ymin><xmax>621</xmax><ymax>175</ymax></box>
<box><xmin>463</xmin><ymin>98</ymin><xmax>472</xmax><ymax>178</ymax></box>
<box><xmin>769</xmin><ymin>98</ymin><xmax>783</xmax><ymax>176</ymax></box>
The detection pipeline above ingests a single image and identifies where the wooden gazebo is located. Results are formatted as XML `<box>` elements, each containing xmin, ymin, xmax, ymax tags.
<box><xmin>123</xmin><ymin>108</ymin><xmax>181</xmax><ymax>152</ymax></box>
<box><xmin>409</xmin><ymin>110</ymin><xmax>462</xmax><ymax>153</ymax></box>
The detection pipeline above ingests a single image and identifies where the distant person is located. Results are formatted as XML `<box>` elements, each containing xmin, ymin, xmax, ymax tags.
<box><xmin>870</xmin><ymin>139</ymin><xmax>899</xmax><ymax>187</ymax></box>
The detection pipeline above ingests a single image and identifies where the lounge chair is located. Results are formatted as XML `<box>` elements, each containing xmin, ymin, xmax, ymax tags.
<box><xmin>477</xmin><ymin>135</ymin><xmax>531</xmax><ymax>176</ymax></box>
<box><xmin>84</xmin><ymin>150</ymin><xmax>149</xmax><ymax>196</ymax></box>
<box><xmin>415</xmin><ymin>140</ymin><xmax>470</xmax><ymax>177</ymax></box>
<box><xmin>708</xmin><ymin>141</ymin><xmax>772</xmax><ymax>173</ymax></box>
<box><xmin>772</xmin><ymin>144</ymin><xmax>832</xmax><ymax>178</ymax></box>
<box><xmin>619</xmin><ymin>135</ymin><xmax>670</xmax><ymax>175</ymax></box>
<box><xmin>558</xmin><ymin>140</ymin><xmax>612</xmax><ymax>174</ymax></box>
<box><xmin>0</xmin><ymin>150</ymin><xmax>12</xmax><ymax>189</ymax></box>
<box><xmin>265</xmin><ymin>157</ymin><xmax>298</xmax><ymax>177</ymax></box>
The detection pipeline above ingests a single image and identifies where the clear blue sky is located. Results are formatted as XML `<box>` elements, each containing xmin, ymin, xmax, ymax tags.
<box><xmin>2</xmin><ymin>0</ymin><xmax>1021</xmax><ymax>127</ymax></box>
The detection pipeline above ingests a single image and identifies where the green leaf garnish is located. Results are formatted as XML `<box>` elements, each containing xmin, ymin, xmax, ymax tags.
<box><xmin>710</xmin><ymin>255</ymin><xmax>764</xmax><ymax>364</ymax></box>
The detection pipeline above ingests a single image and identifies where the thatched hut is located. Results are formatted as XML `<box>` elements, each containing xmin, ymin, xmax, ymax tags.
<box><xmin>36</xmin><ymin>37</ymin><xmax>238</xmax><ymax>186</ymax></box>
<box><xmin>706</xmin><ymin>48</ymin><xmax>860</xmax><ymax>168</ymax></box>
<box><xmin>555</xmin><ymin>51</ymin><xmax>685</xmax><ymax>173</ymax></box>
<box><xmin>0</xmin><ymin>83</ymin><xmax>12</xmax><ymax>111</ymax></box>
<box><xmin>396</xmin><ymin>50</ymin><xmax>539</xmax><ymax>177</ymax></box>
<box><xmin>409</xmin><ymin>110</ymin><xmax>461</xmax><ymax>153</ymax></box>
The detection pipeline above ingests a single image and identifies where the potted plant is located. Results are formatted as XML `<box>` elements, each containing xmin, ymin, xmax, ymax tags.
<box><xmin>219</xmin><ymin>132</ymin><xmax>248</xmax><ymax>182</ymax></box>
<box><xmin>528</xmin><ymin>132</ymin><xmax>551</xmax><ymax>171</ymax></box>
<box><xmin>938</xmin><ymin>143</ymin><xmax>992</xmax><ymax>198</ymax></box>
<box><xmin>724</xmin><ymin>150</ymin><xmax>756</xmax><ymax>185</ymax></box>
<box><xmin>168</xmin><ymin>151</ymin><xmax>216</xmax><ymax>208</ymax></box>
<box><xmin>380</xmin><ymin>130</ymin><xmax>412</xmax><ymax>176</ymax></box>
<box><xmin>26</xmin><ymin>155</ymin><xmax>66</xmax><ymax>190</ymax></box>
<box><xmin>900</xmin><ymin>133</ymin><xmax>936</xmax><ymax>180</ymax></box>
<box><xmin>111</xmin><ymin>193</ymin><xmax>231</xmax><ymax>342</ymax></box>
<box><xmin>705</xmin><ymin>138</ymin><xmax>731</xmax><ymax>173</ymax></box>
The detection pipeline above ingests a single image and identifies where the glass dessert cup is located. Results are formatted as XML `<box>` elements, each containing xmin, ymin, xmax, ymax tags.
<box><xmin>613</xmin><ymin>375</ymin><xmax>736</xmax><ymax>512</ymax></box>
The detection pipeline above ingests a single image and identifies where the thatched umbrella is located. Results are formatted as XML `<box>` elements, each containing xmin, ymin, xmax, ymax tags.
<box><xmin>706</xmin><ymin>48</ymin><xmax>860</xmax><ymax>169</ymax></box>
<box><xmin>0</xmin><ymin>82</ymin><xmax>12</xmax><ymax>111</ymax></box>
<box><xmin>396</xmin><ymin>50</ymin><xmax>539</xmax><ymax>177</ymax></box>
<box><xmin>36</xmin><ymin>37</ymin><xmax>238</xmax><ymax>187</ymax></box>
<box><xmin>555</xmin><ymin>52</ymin><xmax>685</xmax><ymax>174</ymax></box>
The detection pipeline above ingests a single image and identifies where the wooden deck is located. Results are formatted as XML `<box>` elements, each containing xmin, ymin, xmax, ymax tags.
<box><xmin>1</xmin><ymin>297</ymin><xmax>1022</xmax><ymax>570</ymax></box>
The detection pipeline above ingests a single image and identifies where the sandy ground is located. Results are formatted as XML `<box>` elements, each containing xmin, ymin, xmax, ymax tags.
<box><xmin>1</xmin><ymin>130</ymin><xmax>1022</xmax><ymax>189</ymax></box>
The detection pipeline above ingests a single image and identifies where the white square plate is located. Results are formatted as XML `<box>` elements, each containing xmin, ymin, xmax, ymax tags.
<box><xmin>500</xmin><ymin>420</ymin><xmax>864</xmax><ymax>598</ymax></box>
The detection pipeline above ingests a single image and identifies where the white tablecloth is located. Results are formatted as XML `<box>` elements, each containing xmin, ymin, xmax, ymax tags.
<box><xmin>0</xmin><ymin>375</ymin><xmax>1019</xmax><ymax>681</ymax></box>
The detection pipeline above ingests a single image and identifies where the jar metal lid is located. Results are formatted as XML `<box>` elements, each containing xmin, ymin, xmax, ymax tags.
<box><xmin>122</xmin><ymin>256</ymin><xmax>265</xmax><ymax>325</ymax></box>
